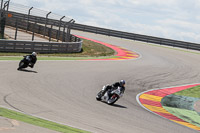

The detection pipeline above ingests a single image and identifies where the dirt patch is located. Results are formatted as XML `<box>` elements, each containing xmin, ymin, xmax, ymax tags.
<box><xmin>161</xmin><ymin>94</ymin><xmax>199</xmax><ymax>110</ymax></box>
<box><xmin>0</xmin><ymin>117</ymin><xmax>19</xmax><ymax>131</ymax></box>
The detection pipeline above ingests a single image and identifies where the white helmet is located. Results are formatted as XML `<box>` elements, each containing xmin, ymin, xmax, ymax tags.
<box><xmin>32</xmin><ymin>52</ymin><xmax>37</xmax><ymax>56</ymax></box>
<box><xmin>120</xmin><ymin>80</ymin><xmax>125</xmax><ymax>86</ymax></box>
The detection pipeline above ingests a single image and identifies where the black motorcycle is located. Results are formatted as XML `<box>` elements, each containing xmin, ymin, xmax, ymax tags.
<box><xmin>17</xmin><ymin>56</ymin><xmax>34</xmax><ymax>70</ymax></box>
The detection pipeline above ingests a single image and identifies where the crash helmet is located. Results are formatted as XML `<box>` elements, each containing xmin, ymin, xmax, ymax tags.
<box><xmin>119</xmin><ymin>80</ymin><xmax>125</xmax><ymax>86</ymax></box>
<box><xmin>32</xmin><ymin>52</ymin><xmax>37</xmax><ymax>57</ymax></box>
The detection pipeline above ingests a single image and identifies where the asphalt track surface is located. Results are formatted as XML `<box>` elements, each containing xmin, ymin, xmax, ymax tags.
<box><xmin>1</xmin><ymin>30</ymin><xmax>200</xmax><ymax>133</ymax></box>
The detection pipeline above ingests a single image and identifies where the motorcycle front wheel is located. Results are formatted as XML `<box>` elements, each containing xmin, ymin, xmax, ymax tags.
<box><xmin>96</xmin><ymin>91</ymin><xmax>103</xmax><ymax>101</ymax></box>
<box><xmin>18</xmin><ymin>60</ymin><xmax>28</xmax><ymax>70</ymax></box>
<box><xmin>19</xmin><ymin>60</ymin><xmax>24</xmax><ymax>67</ymax></box>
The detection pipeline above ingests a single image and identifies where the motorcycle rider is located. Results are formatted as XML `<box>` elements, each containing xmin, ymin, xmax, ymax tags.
<box><xmin>101</xmin><ymin>80</ymin><xmax>126</xmax><ymax>97</ymax></box>
<box><xmin>17</xmin><ymin>52</ymin><xmax>37</xmax><ymax>70</ymax></box>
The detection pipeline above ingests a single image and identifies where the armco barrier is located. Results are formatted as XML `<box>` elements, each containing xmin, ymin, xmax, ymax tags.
<box><xmin>0</xmin><ymin>39</ymin><xmax>82</xmax><ymax>53</ymax></box>
<box><xmin>72</xmin><ymin>23</ymin><xmax>200</xmax><ymax>51</ymax></box>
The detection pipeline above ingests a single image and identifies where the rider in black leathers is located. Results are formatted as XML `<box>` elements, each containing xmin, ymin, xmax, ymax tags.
<box><xmin>102</xmin><ymin>80</ymin><xmax>125</xmax><ymax>97</ymax></box>
<box><xmin>17</xmin><ymin>52</ymin><xmax>37</xmax><ymax>70</ymax></box>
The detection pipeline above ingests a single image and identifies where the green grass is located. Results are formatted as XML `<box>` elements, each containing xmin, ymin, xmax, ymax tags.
<box><xmin>174</xmin><ymin>85</ymin><xmax>200</xmax><ymax>98</ymax></box>
<box><xmin>0</xmin><ymin>56</ymin><xmax>22</xmax><ymax>60</ymax></box>
<box><xmin>0</xmin><ymin>107</ymin><xmax>90</xmax><ymax>133</ymax></box>
<box><xmin>163</xmin><ymin>106</ymin><xmax>200</xmax><ymax>128</ymax></box>
<box><xmin>80</xmin><ymin>38</ymin><xmax>115</xmax><ymax>57</ymax></box>
<box><xmin>38</xmin><ymin>56</ymin><xmax>118</xmax><ymax>60</ymax></box>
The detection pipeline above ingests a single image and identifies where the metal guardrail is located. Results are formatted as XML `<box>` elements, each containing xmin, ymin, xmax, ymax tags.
<box><xmin>0</xmin><ymin>39</ymin><xmax>82</xmax><ymax>53</ymax></box>
<box><xmin>72</xmin><ymin>23</ymin><xmax>200</xmax><ymax>51</ymax></box>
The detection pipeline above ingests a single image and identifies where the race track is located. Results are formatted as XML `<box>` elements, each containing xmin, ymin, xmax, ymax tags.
<box><xmin>0</xmin><ymin>30</ymin><xmax>200</xmax><ymax>133</ymax></box>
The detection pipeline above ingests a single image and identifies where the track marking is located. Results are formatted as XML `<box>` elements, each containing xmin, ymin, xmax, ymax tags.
<box><xmin>0</xmin><ymin>119</ymin><xmax>19</xmax><ymax>131</ymax></box>
<box><xmin>11</xmin><ymin>119</ymin><xmax>20</xmax><ymax>126</ymax></box>
<box><xmin>0</xmin><ymin>127</ymin><xmax>15</xmax><ymax>131</ymax></box>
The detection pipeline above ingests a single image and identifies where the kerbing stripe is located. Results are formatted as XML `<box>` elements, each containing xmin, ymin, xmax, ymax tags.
<box><xmin>75</xmin><ymin>35</ymin><xmax>140</xmax><ymax>61</ymax></box>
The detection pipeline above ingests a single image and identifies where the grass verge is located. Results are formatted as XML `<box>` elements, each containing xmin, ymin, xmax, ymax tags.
<box><xmin>0</xmin><ymin>107</ymin><xmax>90</xmax><ymax>133</ymax></box>
<box><xmin>174</xmin><ymin>85</ymin><xmax>200</xmax><ymax>98</ymax></box>
<box><xmin>0</xmin><ymin>56</ymin><xmax>119</xmax><ymax>60</ymax></box>
<box><xmin>163</xmin><ymin>106</ymin><xmax>200</xmax><ymax>128</ymax></box>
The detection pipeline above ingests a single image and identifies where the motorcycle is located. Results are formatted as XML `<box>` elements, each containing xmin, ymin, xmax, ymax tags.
<box><xmin>18</xmin><ymin>56</ymin><xmax>33</xmax><ymax>70</ymax></box>
<box><xmin>96</xmin><ymin>86</ymin><xmax>124</xmax><ymax>105</ymax></box>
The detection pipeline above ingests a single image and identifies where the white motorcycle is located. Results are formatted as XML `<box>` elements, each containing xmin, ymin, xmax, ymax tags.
<box><xmin>96</xmin><ymin>86</ymin><xmax>124</xmax><ymax>105</ymax></box>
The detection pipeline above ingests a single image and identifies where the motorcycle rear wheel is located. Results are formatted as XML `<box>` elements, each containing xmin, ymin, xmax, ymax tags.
<box><xmin>107</xmin><ymin>94</ymin><xmax>119</xmax><ymax>105</ymax></box>
<box><xmin>18</xmin><ymin>60</ymin><xmax>28</xmax><ymax>70</ymax></box>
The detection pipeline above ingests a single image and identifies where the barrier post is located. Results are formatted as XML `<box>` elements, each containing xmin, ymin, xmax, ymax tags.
<box><xmin>1</xmin><ymin>0</ymin><xmax>3</xmax><ymax>9</ymax></box>
<box><xmin>14</xmin><ymin>18</ymin><xmax>18</xmax><ymax>40</ymax></box>
<box><xmin>26</xmin><ymin>7</ymin><xmax>33</xmax><ymax>32</ymax></box>
<box><xmin>43</xmin><ymin>11</ymin><xmax>51</xmax><ymax>37</ymax></box>
<box><xmin>57</xmin><ymin>15</ymin><xmax>65</xmax><ymax>42</ymax></box>
<box><xmin>66</xmin><ymin>19</ymin><xmax>74</xmax><ymax>42</ymax></box>
<box><xmin>62</xmin><ymin>22</ymin><xmax>66</xmax><ymax>42</ymax></box>
<box><xmin>32</xmin><ymin>20</ymin><xmax>37</xmax><ymax>41</ymax></box>
<box><xmin>49</xmin><ymin>23</ymin><xmax>53</xmax><ymax>42</ymax></box>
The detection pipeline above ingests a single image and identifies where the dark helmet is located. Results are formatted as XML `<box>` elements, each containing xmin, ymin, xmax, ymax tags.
<box><xmin>119</xmin><ymin>80</ymin><xmax>125</xmax><ymax>86</ymax></box>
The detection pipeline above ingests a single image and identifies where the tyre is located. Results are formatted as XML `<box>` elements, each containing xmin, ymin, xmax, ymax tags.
<box><xmin>96</xmin><ymin>91</ymin><xmax>103</xmax><ymax>101</ymax></box>
<box><xmin>19</xmin><ymin>60</ymin><xmax>24</xmax><ymax>67</ymax></box>
<box><xmin>18</xmin><ymin>60</ymin><xmax>24</xmax><ymax>70</ymax></box>
<box><xmin>107</xmin><ymin>94</ymin><xmax>119</xmax><ymax>105</ymax></box>
<box><xmin>18</xmin><ymin>60</ymin><xmax>28</xmax><ymax>70</ymax></box>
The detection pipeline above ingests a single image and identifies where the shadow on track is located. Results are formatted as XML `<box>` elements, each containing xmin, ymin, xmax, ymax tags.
<box><xmin>18</xmin><ymin>69</ymin><xmax>38</xmax><ymax>73</ymax></box>
<box><xmin>111</xmin><ymin>104</ymin><xmax>127</xmax><ymax>109</ymax></box>
<box><xmin>99</xmin><ymin>101</ymin><xmax>127</xmax><ymax>109</ymax></box>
